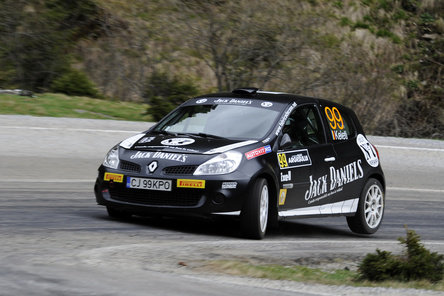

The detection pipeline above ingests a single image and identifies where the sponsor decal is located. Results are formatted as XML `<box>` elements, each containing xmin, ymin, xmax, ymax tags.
<box><xmin>120</xmin><ymin>134</ymin><xmax>145</xmax><ymax>149</ymax></box>
<box><xmin>130</xmin><ymin>151</ymin><xmax>151</xmax><ymax>159</ymax></box>
<box><xmin>279</xmin><ymin>189</ymin><xmax>287</xmax><ymax>205</ymax></box>
<box><xmin>324</xmin><ymin>106</ymin><xmax>348</xmax><ymax>141</ymax></box>
<box><xmin>245</xmin><ymin>145</ymin><xmax>272</xmax><ymax>160</ymax></box>
<box><xmin>196</xmin><ymin>98</ymin><xmax>207</xmax><ymax>104</ymax></box>
<box><xmin>304</xmin><ymin>160</ymin><xmax>364</xmax><ymax>205</ymax></box>
<box><xmin>137</xmin><ymin>145</ymin><xmax>199</xmax><ymax>153</ymax></box>
<box><xmin>139</xmin><ymin>136</ymin><xmax>155</xmax><ymax>144</ymax></box>
<box><xmin>279</xmin><ymin>198</ymin><xmax>359</xmax><ymax>217</ymax></box>
<box><xmin>277</xmin><ymin>149</ymin><xmax>311</xmax><ymax>169</ymax></box>
<box><xmin>261</xmin><ymin>102</ymin><xmax>273</xmax><ymax>108</ymax></box>
<box><xmin>280</xmin><ymin>171</ymin><xmax>291</xmax><ymax>182</ymax></box>
<box><xmin>356</xmin><ymin>134</ymin><xmax>379</xmax><ymax>167</ymax></box>
<box><xmin>222</xmin><ymin>182</ymin><xmax>237</xmax><ymax>189</ymax></box>
<box><xmin>104</xmin><ymin>172</ymin><xmax>124</xmax><ymax>183</ymax></box>
<box><xmin>275</xmin><ymin>102</ymin><xmax>297</xmax><ymax>136</ymax></box>
<box><xmin>161</xmin><ymin>146</ymin><xmax>199</xmax><ymax>153</ymax></box>
<box><xmin>153</xmin><ymin>151</ymin><xmax>188</xmax><ymax>162</ymax></box>
<box><xmin>161</xmin><ymin>138</ymin><xmax>195</xmax><ymax>146</ymax></box>
<box><xmin>130</xmin><ymin>151</ymin><xmax>188</xmax><ymax>162</ymax></box>
<box><xmin>147</xmin><ymin>161</ymin><xmax>158</xmax><ymax>173</ymax></box>
<box><xmin>262</xmin><ymin>137</ymin><xmax>271</xmax><ymax>144</ymax></box>
<box><xmin>332</xmin><ymin>130</ymin><xmax>348</xmax><ymax>140</ymax></box>
<box><xmin>214</xmin><ymin>98</ymin><xmax>252</xmax><ymax>105</ymax></box>
<box><xmin>177</xmin><ymin>179</ymin><xmax>205</xmax><ymax>189</ymax></box>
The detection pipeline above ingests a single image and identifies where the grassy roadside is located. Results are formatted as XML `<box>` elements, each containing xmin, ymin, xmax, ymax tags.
<box><xmin>0</xmin><ymin>93</ymin><xmax>152</xmax><ymax>121</ymax></box>
<box><xmin>198</xmin><ymin>260</ymin><xmax>443</xmax><ymax>291</ymax></box>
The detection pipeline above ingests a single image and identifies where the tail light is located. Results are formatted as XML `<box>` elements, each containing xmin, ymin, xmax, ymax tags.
<box><xmin>372</xmin><ymin>144</ymin><xmax>380</xmax><ymax>160</ymax></box>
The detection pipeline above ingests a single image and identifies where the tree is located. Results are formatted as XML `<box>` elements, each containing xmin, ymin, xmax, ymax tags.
<box><xmin>175</xmin><ymin>0</ymin><xmax>323</xmax><ymax>91</ymax></box>
<box><xmin>0</xmin><ymin>0</ymin><xmax>104</xmax><ymax>91</ymax></box>
<box><xmin>144</xmin><ymin>72</ymin><xmax>198</xmax><ymax>121</ymax></box>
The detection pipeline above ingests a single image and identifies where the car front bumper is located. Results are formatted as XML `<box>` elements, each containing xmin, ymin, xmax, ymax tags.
<box><xmin>94</xmin><ymin>167</ymin><xmax>250</xmax><ymax>216</ymax></box>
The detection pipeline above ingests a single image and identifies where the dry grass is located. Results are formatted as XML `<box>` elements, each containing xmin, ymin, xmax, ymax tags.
<box><xmin>198</xmin><ymin>260</ymin><xmax>444</xmax><ymax>291</ymax></box>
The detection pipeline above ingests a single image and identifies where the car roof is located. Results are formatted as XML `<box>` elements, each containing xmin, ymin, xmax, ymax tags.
<box><xmin>193</xmin><ymin>88</ymin><xmax>344</xmax><ymax>108</ymax></box>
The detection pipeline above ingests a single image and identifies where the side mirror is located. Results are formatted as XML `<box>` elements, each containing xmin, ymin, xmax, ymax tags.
<box><xmin>279</xmin><ymin>133</ymin><xmax>292</xmax><ymax>149</ymax></box>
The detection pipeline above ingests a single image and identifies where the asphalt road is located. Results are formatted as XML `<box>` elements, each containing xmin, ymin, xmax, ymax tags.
<box><xmin>1</xmin><ymin>115</ymin><xmax>443</xmax><ymax>296</ymax></box>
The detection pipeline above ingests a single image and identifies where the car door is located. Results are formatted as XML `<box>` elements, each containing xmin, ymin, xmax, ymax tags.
<box><xmin>318</xmin><ymin>103</ymin><xmax>365</xmax><ymax>204</ymax></box>
<box><xmin>277</xmin><ymin>103</ymin><xmax>337</xmax><ymax>212</ymax></box>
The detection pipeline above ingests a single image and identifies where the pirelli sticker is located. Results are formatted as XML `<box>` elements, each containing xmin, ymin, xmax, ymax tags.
<box><xmin>277</xmin><ymin>149</ymin><xmax>312</xmax><ymax>169</ymax></box>
<box><xmin>177</xmin><ymin>179</ymin><xmax>205</xmax><ymax>189</ymax></box>
<box><xmin>104</xmin><ymin>172</ymin><xmax>124</xmax><ymax>183</ymax></box>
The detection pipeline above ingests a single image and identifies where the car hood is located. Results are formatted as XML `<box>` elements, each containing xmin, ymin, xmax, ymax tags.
<box><xmin>120</xmin><ymin>132</ymin><xmax>258</xmax><ymax>155</ymax></box>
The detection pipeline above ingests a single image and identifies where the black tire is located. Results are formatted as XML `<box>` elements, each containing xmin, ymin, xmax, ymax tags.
<box><xmin>106</xmin><ymin>206</ymin><xmax>132</xmax><ymax>220</ymax></box>
<box><xmin>347</xmin><ymin>178</ymin><xmax>384</xmax><ymax>234</ymax></box>
<box><xmin>240</xmin><ymin>178</ymin><xmax>269</xmax><ymax>239</ymax></box>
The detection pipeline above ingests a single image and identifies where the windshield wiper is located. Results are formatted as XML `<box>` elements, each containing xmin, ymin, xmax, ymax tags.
<box><xmin>186</xmin><ymin>132</ymin><xmax>226</xmax><ymax>140</ymax></box>
<box><xmin>151</xmin><ymin>130</ymin><xmax>178</xmax><ymax>136</ymax></box>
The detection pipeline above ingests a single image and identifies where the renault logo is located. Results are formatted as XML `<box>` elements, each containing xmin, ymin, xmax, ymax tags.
<box><xmin>147</xmin><ymin>161</ymin><xmax>158</xmax><ymax>173</ymax></box>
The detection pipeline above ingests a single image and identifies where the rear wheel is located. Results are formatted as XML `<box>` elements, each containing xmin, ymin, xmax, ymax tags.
<box><xmin>347</xmin><ymin>178</ymin><xmax>384</xmax><ymax>234</ymax></box>
<box><xmin>241</xmin><ymin>178</ymin><xmax>269</xmax><ymax>239</ymax></box>
<box><xmin>106</xmin><ymin>206</ymin><xmax>132</xmax><ymax>220</ymax></box>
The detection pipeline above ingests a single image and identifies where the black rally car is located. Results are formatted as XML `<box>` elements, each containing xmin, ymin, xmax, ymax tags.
<box><xmin>95</xmin><ymin>88</ymin><xmax>385</xmax><ymax>239</ymax></box>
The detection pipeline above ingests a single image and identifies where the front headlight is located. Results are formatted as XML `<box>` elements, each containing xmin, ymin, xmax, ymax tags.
<box><xmin>194</xmin><ymin>151</ymin><xmax>242</xmax><ymax>175</ymax></box>
<box><xmin>103</xmin><ymin>146</ymin><xmax>120</xmax><ymax>169</ymax></box>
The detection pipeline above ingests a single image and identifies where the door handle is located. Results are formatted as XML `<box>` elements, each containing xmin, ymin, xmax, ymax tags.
<box><xmin>324</xmin><ymin>157</ymin><xmax>336</xmax><ymax>162</ymax></box>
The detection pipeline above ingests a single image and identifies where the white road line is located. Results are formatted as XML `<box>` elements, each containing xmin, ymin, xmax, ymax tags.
<box><xmin>0</xmin><ymin>179</ymin><xmax>93</xmax><ymax>183</ymax></box>
<box><xmin>387</xmin><ymin>187</ymin><xmax>444</xmax><ymax>193</ymax></box>
<box><xmin>3</xmin><ymin>126</ymin><xmax>444</xmax><ymax>152</ymax></box>
<box><xmin>1</xmin><ymin>126</ymin><xmax>141</xmax><ymax>134</ymax></box>
<box><xmin>84</xmin><ymin>240</ymin><xmax>444</xmax><ymax>250</ymax></box>
<box><xmin>185</xmin><ymin>240</ymin><xmax>444</xmax><ymax>246</ymax></box>
<box><xmin>377</xmin><ymin>145</ymin><xmax>444</xmax><ymax>152</ymax></box>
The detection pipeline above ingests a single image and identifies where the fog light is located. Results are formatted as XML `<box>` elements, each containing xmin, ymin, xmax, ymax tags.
<box><xmin>212</xmin><ymin>193</ymin><xmax>225</xmax><ymax>205</ymax></box>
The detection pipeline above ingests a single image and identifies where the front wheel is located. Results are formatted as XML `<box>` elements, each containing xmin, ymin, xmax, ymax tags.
<box><xmin>347</xmin><ymin>178</ymin><xmax>384</xmax><ymax>234</ymax></box>
<box><xmin>241</xmin><ymin>178</ymin><xmax>269</xmax><ymax>239</ymax></box>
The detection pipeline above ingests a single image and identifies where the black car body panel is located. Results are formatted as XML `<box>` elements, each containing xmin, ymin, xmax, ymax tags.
<box><xmin>95</xmin><ymin>89</ymin><xmax>385</xmax><ymax>236</ymax></box>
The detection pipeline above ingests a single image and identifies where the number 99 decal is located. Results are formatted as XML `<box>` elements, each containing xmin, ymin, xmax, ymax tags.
<box><xmin>325</xmin><ymin>107</ymin><xmax>348</xmax><ymax>141</ymax></box>
<box><xmin>324</xmin><ymin>107</ymin><xmax>344</xmax><ymax>130</ymax></box>
<box><xmin>277</xmin><ymin>153</ymin><xmax>288</xmax><ymax>169</ymax></box>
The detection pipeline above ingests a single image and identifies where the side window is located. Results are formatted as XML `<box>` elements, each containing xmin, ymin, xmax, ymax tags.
<box><xmin>323</xmin><ymin>106</ymin><xmax>355</xmax><ymax>141</ymax></box>
<box><xmin>282</xmin><ymin>105</ymin><xmax>325</xmax><ymax>149</ymax></box>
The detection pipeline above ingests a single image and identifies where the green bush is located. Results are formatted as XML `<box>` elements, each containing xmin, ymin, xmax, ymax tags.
<box><xmin>359</xmin><ymin>228</ymin><xmax>444</xmax><ymax>283</ymax></box>
<box><xmin>50</xmin><ymin>69</ymin><xmax>99</xmax><ymax>97</ymax></box>
<box><xmin>144</xmin><ymin>72</ymin><xmax>198</xmax><ymax>121</ymax></box>
<box><xmin>399</xmin><ymin>228</ymin><xmax>444</xmax><ymax>282</ymax></box>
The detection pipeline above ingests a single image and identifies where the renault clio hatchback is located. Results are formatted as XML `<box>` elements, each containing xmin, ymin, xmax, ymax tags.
<box><xmin>95</xmin><ymin>88</ymin><xmax>385</xmax><ymax>239</ymax></box>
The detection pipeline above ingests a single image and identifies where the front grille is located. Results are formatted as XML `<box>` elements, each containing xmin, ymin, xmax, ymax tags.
<box><xmin>109</xmin><ymin>187</ymin><xmax>203</xmax><ymax>207</ymax></box>
<box><xmin>120</xmin><ymin>160</ymin><xmax>141</xmax><ymax>173</ymax></box>
<box><xmin>163</xmin><ymin>165</ymin><xmax>197</xmax><ymax>175</ymax></box>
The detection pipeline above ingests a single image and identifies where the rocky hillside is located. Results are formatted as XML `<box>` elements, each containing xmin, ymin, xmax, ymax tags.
<box><xmin>0</xmin><ymin>0</ymin><xmax>442</xmax><ymax>138</ymax></box>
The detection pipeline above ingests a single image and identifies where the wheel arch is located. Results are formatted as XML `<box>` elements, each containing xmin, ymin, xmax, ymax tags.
<box><xmin>367</xmin><ymin>173</ymin><xmax>386</xmax><ymax>193</ymax></box>
<box><xmin>252</xmin><ymin>171</ymin><xmax>277</xmax><ymax>202</ymax></box>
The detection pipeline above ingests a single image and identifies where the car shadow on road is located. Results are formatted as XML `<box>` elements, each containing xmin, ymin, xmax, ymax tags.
<box><xmin>93</xmin><ymin>211</ymin><xmax>366</xmax><ymax>239</ymax></box>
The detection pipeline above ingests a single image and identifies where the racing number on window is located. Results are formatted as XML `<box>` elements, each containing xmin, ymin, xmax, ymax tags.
<box><xmin>324</xmin><ymin>107</ymin><xmax>344</xmax><ymax>130</ymax></box>
<box><xmin>278</xmin><ymin>153</ymin><xmax>288</xmax><ymax>168</ymax></box>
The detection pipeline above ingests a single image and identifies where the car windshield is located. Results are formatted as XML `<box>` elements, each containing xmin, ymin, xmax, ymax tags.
<box><xmin>154</xmin><ymin>104</ymin><xmax>281</xmax><ymax>140</ymax></box>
